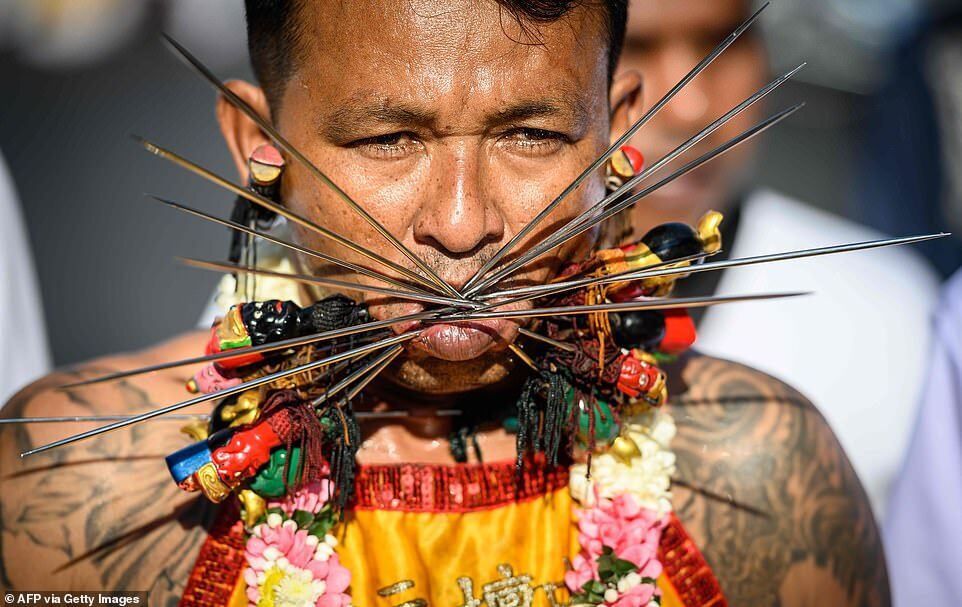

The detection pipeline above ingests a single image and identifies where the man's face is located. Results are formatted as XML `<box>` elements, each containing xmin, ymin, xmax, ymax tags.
<box><xmin>261</xmin><ymin>0</ymin><xmax>621</xmax><ymax>393</ymax></box>
<box><xmin>620</xmin><ymin>0</ymin><xmax>767</xmax><ymax>231</ymax></box>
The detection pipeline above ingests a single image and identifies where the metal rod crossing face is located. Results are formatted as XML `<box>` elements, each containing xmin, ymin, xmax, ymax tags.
<box><xmin>162</xmin><ymin>34</ymin><xmax>460</xmax><ymax>300</ymax></box>
<box><xmin>461</xmin><ymin>2</ymin><xmax>771</xmax><ymax>292</ymax></box>
<box><xmin>135</xmin><ymin>136</ymin><xmax>442</xmax><ymax>294</ymax></box>
<box><xmin>152</xmin><ymin>195</ymin><xmax>435</xmax><ymax>296</ymax></box>
<box><xmin>22</xmin><ymin>332</ymin><xmax>420</xmax><ymax>457</ymax></box>
<box><xmin>467</xmin><ymin>103</ymin><xmax>804</xmax><ymax>294</ymax></box>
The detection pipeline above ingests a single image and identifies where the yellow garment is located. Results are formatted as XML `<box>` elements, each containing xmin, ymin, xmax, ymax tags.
<box><xmin>228</xmin><ymin>483</ymin><xmax>685</xmax><ymax>607</ymax></box>
<box><xmin>231</xmin><ymin>486</ymin><xmax>681</xmax><ymax>607</ymax></box>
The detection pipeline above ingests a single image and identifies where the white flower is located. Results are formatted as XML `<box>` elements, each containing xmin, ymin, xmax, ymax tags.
<box><xmin>570</xmin><ymin>408</ymin><xmax>677</xmax><ymax>517</ymax></box>
<box><xmin>604</xmin><ymin>588</ymin><xmax>619</xmax><ymax>603</ymax></box>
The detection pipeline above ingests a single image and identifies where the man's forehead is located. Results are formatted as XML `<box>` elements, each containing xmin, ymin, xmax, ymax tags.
<box><xmin>290</xmin><ymin>0</ymin><xmax>610</xmax><ymax>119</ymax></box>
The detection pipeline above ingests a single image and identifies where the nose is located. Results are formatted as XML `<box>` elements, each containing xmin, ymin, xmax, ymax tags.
<box><xmin>413</xmin><ymin>140</ymin><xmax>504</xmax><ymax>255</ymax></box>
<box><xmin>651</xmin><ymin>42</ymin><xmax>710</xmax><ymax>132</ymax></box>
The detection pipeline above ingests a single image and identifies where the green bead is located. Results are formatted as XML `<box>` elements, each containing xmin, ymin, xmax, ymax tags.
<box><xmin>575</xmin><ymin>397</ymin><xmax>619</xmax><ymax>446</ymax></box>
<box><xmin>248</xmin><ymin>446</ymin><xmax>302</xmax><ymax>498</ymax></box>
<box><xmin>502</xmin><ymin>416</ymin><xmax>519</xmax><ymax>434</ymax></box>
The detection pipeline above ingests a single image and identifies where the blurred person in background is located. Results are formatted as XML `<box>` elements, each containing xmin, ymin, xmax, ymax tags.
<box><xmin>617</xmin><ymin>0</ymin><xmax>940</xmax><ymax>520</ymax></box>
<box><xmin>884</xmin><ymin>269</ymin><xmax>962</xmax><ymax>607</ymax></box>
<box><xmin>0</xmin><ymin>151</ymin><xmax>50</xmax><ymax>406</ymax></box>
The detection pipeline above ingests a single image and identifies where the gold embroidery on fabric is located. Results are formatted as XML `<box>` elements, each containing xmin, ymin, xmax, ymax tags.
<box><xmin>378</xmin><ymin>580</ymin><xmax>416</xmax><ymax>597</ymax></box>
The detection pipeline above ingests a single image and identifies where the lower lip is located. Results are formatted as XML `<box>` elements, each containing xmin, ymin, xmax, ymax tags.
<box><xmin>412</xmin><ymin>320</ymin><xmax>514</xmax><ymax>361</ymax></box>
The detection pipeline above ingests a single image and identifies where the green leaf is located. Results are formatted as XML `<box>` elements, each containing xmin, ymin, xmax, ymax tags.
<box><xmin>306</xmin><ymin>505</ymin><xmax>337</xmax><ymax>538</ymax></box>
<box><xmin>292</xmin><ymin>509</ymin><xmax>314</xmax><ymax>529</ymax></box>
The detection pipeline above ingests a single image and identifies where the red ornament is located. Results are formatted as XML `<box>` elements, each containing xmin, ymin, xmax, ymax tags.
<box><xmin>211</xmin><ymin>420</ymin><xmax>282</xmax><ymax>482</ymax></box>
<box><xmin>660</xmin><ymin>309</ymin><xmax>697</xmax><ymax>354</ymax></box>
<box><xmin>620</xmin><ymin>145</ymin><xmax>644</xmax><ymax>174</ymax></box>
<box><xmin>616</xmin><ymin>350</ymin><xmax>665</xmax><ymax>399</ymax></box>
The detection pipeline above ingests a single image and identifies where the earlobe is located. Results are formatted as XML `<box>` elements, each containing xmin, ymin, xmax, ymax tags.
<box><xmin>216</xmin><ymin>80</ymin><xmax>274</xmax><ymax>182</ymax></box>
<box><xmin>609</xmin><ymin>69</ymin><xmax>643</xmax><ymax>145</ymax></box>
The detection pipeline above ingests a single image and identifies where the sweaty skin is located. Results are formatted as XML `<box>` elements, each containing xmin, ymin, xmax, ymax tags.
<box><xmin>1</xmin><ymin>0</ymin><xmax>888</xmax><ymax>604</ymax></box>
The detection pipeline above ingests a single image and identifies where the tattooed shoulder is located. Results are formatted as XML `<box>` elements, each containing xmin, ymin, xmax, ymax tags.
<box><xmin>666</xmin><ymin>352</ymin><xmax>890</xmax><ymax>606</ymax></box>
<box><xmin>0</xmin><ymin>332</ymin><xmax>215</xmax><ymax>607</ymax></box>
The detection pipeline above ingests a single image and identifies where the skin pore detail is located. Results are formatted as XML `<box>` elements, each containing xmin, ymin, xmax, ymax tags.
<box><xmin>1</xmin><ymin>0</ymin><xmax>887</xmax><ymax>604</ymax></box>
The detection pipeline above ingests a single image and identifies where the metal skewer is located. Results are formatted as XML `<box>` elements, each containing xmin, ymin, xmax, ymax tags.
<box><xmin>59</xmin><ymin>309</ymin><xmax>443</xmax><ymax>389</ymax></box>
<box><xmin>517</xmin><ymin>327</ymin><xmax>577</xmax><ymax>352</ymax></box>
<box><xmin>486</xmin><ymin>233</ymin><xmax>949</xmax><ymax>309</ymax></box>
<box><xmin>462</xmin><ymin>2</ymin><xmax>770</xmax><ymax>292</ymax></box>
<box><xmin>472</xmin><ymin>103</ymin><xmax>803</xmax><ymax>293</ymax></box>
<box><xmin>179</xmin><ymin>257</ymin><xmax>477</xmax><ymax>309</ymax></box>
<box><xmin>151</xmin><ymin>195</ymin><xmax>435</xmax><ymax>296</ymax></box>
<box><xmin>340</xmin><ymin>346</ymin><xmax>405</xmax><ymax>402</ymax></box>
<box><xmin>161</xmin><ymin>34</ymin><xmax>460</xmax><ymax>299</ymax></box>
<box><xmin>0</xmin><ymin>409</ymin><xmax>463</xmax><ymax>424</ymax></box>
<box><xmin>438</xmin><ymin>292</ymin><xmax>808</xmax><ymax>322</ymax></box>
<box><xmin>476</xmin><ymin>252</ymin><xmax>712</xmax><ymax>306</ymax></box>
<box><xmin>134</xmin><ymin>136</ymin><xmax>442</xmax><ymax>295</ymax></box>
<box><xmin>466</xmin><ymin>68</ymin><xmax>804</xmax><ymax>297</ymax></box>
<box><xmin>23</xmin><ymin>332</ymin><xmax>421</xmax><ymax>457</ymax></box>
<box><xmin>311</xmin><ymin>345</ymin><xmax>404</xmax><ymax>406</ymax></box>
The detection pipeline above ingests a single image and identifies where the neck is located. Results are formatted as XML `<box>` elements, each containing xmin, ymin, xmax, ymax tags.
<box><xmin>353</xmin><ymin>375</ymin><xmax>523</xmax><ymax>465</ymax></box>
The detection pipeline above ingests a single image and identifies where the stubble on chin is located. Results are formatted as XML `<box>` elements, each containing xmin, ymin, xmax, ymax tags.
<box><xmin>385</xmin><ymin>350</ymin><xmax>516</xmax><ymax>395</ymax></box>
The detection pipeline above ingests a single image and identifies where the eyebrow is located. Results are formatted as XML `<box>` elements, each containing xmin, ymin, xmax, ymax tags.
<box><xmin>321</xmin><ymin>93</ymin><xmax>592</xmax><ymax>141</ymax></box>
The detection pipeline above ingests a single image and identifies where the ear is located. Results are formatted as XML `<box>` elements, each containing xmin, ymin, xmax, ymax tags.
<box><xmin>608</xmin><ymin>69</ymin><xmax>643</xmax><ymax>145</ymax></box>
<box><xmin>216</xmin><ymin>80</ymin><xmax>273</xmax><ymax>182</ymax></box>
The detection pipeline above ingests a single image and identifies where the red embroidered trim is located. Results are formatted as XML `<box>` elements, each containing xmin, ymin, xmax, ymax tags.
<box><xmin>179</xmin><ymin>501</ymin><xmax>248</xmax><ymax>607</ymax></box>
<box><xmin>353</xmin><ymin>456</ymin><xmax>570</xmax><ymax>512</ymax></box>
<box><xmin>657</xmin><ymin>513</ymin><xmax>728</xmax><ymax>607</ymax></box>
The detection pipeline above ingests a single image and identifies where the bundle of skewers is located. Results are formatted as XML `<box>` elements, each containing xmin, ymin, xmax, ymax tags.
<box><xmin>6</xmin><ymin>4</ymin><xmax>948</xmax><ymax>517</ymax></box>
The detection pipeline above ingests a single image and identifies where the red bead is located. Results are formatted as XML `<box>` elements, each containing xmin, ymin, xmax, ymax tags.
<box><xmin>620</xmin><ymin>145</ymin><xmax>644</xmax><ymax>173</ymax></box>
<box><xmin>660</xmin><ymin>309</ymin><xmax>696</xmax><ymax>354</ymax></box>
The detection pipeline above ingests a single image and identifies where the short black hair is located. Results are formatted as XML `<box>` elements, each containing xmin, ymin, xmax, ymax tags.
<box><xmin>245</xmin><ymin>0</ymin><xmax>628</xmax><ymax>111</ymax></box>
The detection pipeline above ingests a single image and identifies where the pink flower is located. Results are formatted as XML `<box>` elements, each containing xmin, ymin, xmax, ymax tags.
<box><xmin>566</xmin><ymin>492</ymin><xmax>666</xmax><ymax>603</ymax></box>
<box><xmin>268</xmin><ymin>480</ymin><xmax>334</xmax><ymax>516</ymax></box>
<box><xmin>244</xmin><ymin>515</ymin><xmax>351</xmax><ymax>607</ymax></box>
<box><xmin>610</xmin><ymin>583</ymin><xmax>656</xmax><ymax>607</ymax></box>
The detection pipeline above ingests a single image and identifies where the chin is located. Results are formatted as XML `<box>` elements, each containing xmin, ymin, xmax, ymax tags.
<box><xmin>386</xmin><ymin>350</ymin><xmax>516</xmax><ymax>394</ymax></box>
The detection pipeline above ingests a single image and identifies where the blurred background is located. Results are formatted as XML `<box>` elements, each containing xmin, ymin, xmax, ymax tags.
<box><xmin>0</xmin><ymin>0</ymin><xmax>959</xmax><ymax>369</ymax></box>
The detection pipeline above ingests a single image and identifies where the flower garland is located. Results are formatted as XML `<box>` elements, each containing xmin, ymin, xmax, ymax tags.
<box><xmin>566</xmin><ymin>406</ymin><xmax>677</xmax><ymax>607</ymax></box>
<box><xmin>239</xmin><ymin>406</ymin><xmax>676</xmax><ymax>607</ymax></box>
<box><xmin>243</xmin><ymin>481</ymin><xmax>352</xmax><ymax>607</ymax></box>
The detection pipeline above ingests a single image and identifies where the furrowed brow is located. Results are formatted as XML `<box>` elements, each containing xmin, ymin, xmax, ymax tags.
<box><xmin>322</xmin><ymin>101</ymin><xmax>437</xmax><ymax>141</ymax></box>
<box><xmin>488</xmin><ymin>96</ymin><xmax>592</xmax><ymax>132</ymax></box>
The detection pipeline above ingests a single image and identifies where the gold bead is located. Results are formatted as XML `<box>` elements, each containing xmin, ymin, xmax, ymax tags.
<box><xmin>611</xmin><ymin>436</ymin><xmax>641</xmax><ymax>462</ymax></box>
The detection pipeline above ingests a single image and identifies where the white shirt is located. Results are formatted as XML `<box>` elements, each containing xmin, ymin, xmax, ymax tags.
<box><xmin>0</xmin><ymin>152</ymin><xmax>51</xmax><ymax>406</ymax></box>
<box><xmin>696</xmin><ymin>189</ymin><xmax>940</xmax><ymax>520</ymax></box>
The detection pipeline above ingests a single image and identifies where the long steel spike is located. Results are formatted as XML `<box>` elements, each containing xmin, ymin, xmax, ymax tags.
<box><xmin>476</xmin><ymin>251</ymin><xmax>712</xmax><ymax>307</ymax></box>
<box><xmin>22</xmin><ymin>332</ymin><xmax>420</xmax><ymax>457</ymax></box>
<box><xmin>0</xmin><ymin>409</ymin><xmax>464</xmax><ymax>424</ymax></box>
<box><xmin>341</xmin><ymin>345</ymin><xmax>404</xmax><ymax>402</ymax></box>
<box><xmin>461</xmin><ymin>2</ymin><xmax>770</xmax><ymax>292</ymax></box>
<box><xmin>471</xmin><ymin>103</ymin><xmax>803</xmax><ymax>294</ymax></box>
<box><xmin>179</xmin><ymin>257</ymin><xmax>477</xmax><ymax>309</ymax></box>
<box><xmin>150</xmin><ymin>195</ymin><xmax>434</xmax><ymax>296</ymax></box>
<box><xmin>161</xmin><ymin>34</ymin><xmax>459</xmax><ymax>299</ymax></box>
<box><xmin>517</xmin><ymin>62</ymin><xmax>803</xmax><ymax>279</ymax></box>
<box><xmin>134</xmin><ymin>136</ymin><xmax>441</xmax><ymax>294</ymax></box>
<box><xmin>518</xmin><ymin>327</ymin><xmax>577</xmax><ymax>352</ymax></box>
<box><xmin>477</xmin><ymin>232</ymin><xmax>947</xmax><ymax>314</ymax></box>
<box><xmin>508</xmin><ymin>233</ymin><xmax>950</xmax><ymax>306</ymax></box>
<box><xmin>439</xmin><ymin>292</ymin><xmax>808</xmax><ymax>322</ymax></box>
<box><xmin>310</xmin><ymin>345</ymin><xmax>403</xmax><ymax>406</ymax></box>
<box><xmin>59</xmin><ymin>309</ymin><xmax>441</xmax><ymax>389</ymax></box>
